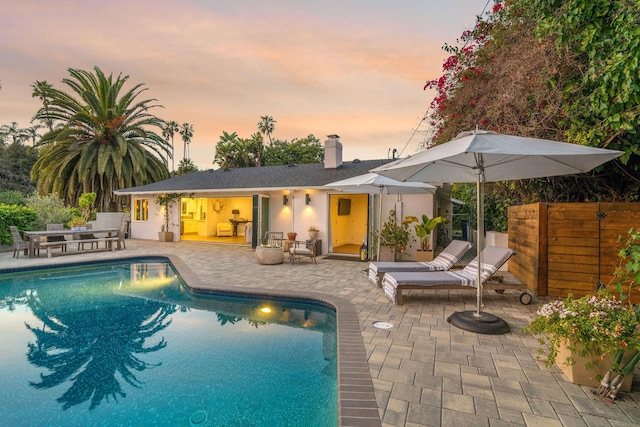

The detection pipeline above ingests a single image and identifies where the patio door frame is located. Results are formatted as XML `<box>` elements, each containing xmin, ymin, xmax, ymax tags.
<box><xmin>252</xmin><ymin>194</ymin><xmax>271</xmax><ymax>248</ymax></box>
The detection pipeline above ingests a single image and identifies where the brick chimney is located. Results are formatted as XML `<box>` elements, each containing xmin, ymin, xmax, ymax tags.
<box><xmin>324</xmin><ymin>134</ymin><xmax>342</xmax><ymax>169</ymax></box>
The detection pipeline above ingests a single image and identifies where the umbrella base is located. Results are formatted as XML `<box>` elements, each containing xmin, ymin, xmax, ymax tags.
<box><xmin>447</xmin><ymin>310</ymin><xmax>510</xmax><ymax>335</ymax></box>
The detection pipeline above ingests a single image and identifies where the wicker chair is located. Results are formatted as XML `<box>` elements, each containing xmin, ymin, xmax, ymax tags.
<box><xmin>289</xmin><ymin>238</ymin><xmax>318</xmax><ymax>264</ymax></box>
<box><xmin>10</xmin><ymin>226</ymin><xmax>35</xmax><ymax>258</ymax></box>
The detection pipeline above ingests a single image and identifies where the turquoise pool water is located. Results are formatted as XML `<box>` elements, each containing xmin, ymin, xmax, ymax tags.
<box><xmin>0</xmin><ymin>258</ymin><xmax>338</xmax><ymax>426</ymax></box>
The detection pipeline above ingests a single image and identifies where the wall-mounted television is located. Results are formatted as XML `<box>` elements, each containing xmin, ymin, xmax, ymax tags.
<box><xmin>337</xmin><ymin>198</ymin><xmax>351</xmax><ymax>216</ymax></box>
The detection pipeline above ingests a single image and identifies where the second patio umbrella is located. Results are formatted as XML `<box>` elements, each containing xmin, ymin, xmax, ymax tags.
<box><xmin>324</xmin><ymin>173</ymin><xmax>437</xmax><ymax>261</ymax></box>
<box><xmin>373</xmin><ymin>129</ymin><xmax>623</xmax><ymax>334</ymax></box>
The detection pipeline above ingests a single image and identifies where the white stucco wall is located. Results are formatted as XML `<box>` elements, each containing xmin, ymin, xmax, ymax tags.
<box><xmin>129</xmin><ymin>188</ymin><xmax>440</xmax><ymax>254</ymax></box>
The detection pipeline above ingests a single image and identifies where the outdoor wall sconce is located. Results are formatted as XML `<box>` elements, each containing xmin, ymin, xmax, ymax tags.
<box><xmin>305</xmin><ymin>194</ymin><xmax>311</xmax><ymax>205</ymax></box>
<box><xmin>283</xmin><ymin>195</ymin><xmax>289</xmax><ymax>205</ymax></box>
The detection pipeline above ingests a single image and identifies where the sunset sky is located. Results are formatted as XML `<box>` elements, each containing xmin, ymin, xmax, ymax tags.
<box><xmin>0</xmin><ymin>0</ymin><xmax>489</xmax><ymax>170</ymax></box>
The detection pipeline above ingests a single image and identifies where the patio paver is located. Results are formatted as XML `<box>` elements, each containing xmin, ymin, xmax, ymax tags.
<box><xmin>1</xmin><ymin>239</ymin><xmax>638</xmax><ymax>427</ymax></box>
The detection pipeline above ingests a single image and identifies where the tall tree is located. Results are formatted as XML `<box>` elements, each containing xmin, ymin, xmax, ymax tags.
<box><xmin>179</xmin><ymin>122</ymin><xmax>194</xmax><ymax>160</ymax></box>
<box><xmin>24</xmin><ymin>125</ymin><xmax>42</xmax><ymax>146</ymax></box>
<box><xmin>162</xmin><ymin>121</ymin><xmax>179</xmax><ymax>172</ymax></box>
<box><xmin>262</xmin><ymin>134</ymin><xmax>323</xmax><ymax>165</ymax></box>
<box><xmin>31</xmin><ymin>80</ymin><xmax>55</xmax><ymax>132</ymax></box>
<box><xmin>0</xmin><ymin>122</ymin><xmax>29</xmax><ymax>144</ymax></box>
<box><xmin>176</xmin><ymin>158</ymin><xmax>198</xmax><ymax>176</ymax></box>
<box><xmin>213</xmin><ymin>131</ymin><xmax>323</xmax><ymax>168</ymax></box>
<box><xmin>257</xmin><ymin>115</ymin><xmax>276</xmax><ymax>145</ymax></box>
<box><xmin>162</xmin><ymin>120</ymin><xmax>179</xmax><ymax>173</ymax></box>
<box><xmin>31</xmin><ymin>66</ymin><xmax>170</xmax><ymax>211</ymax></box>
<box><xmin>0</xmin><ymin>141</ymin><xmax>39</xmax><ymax>194</ymax></box>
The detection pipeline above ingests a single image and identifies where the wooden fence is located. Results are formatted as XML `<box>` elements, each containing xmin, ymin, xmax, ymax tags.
<box><xmin>508</xmin><ymin>203</ymin><xmax>640</xmax><ymax>302</ymax></box>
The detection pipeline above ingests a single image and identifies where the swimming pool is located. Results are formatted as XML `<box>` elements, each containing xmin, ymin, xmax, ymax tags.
<box><xmin>0</xmin><ymin>258</ymin><xmax>338</xmax><ymax>426</ymax></box>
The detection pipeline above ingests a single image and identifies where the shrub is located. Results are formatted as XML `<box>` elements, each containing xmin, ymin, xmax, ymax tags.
<box><xmin>0</xmin><ymin>204</ymin><xmax>38</xmax><ymax>245</ymax></box>
<box><xmin>26</xmin><ymin>193</ymin><xmax>75</xmax><ymax>231</ymax></box>
<box><xmin>0</xmin><ymin>190</ymin><xmax>27</xmax><ymax>206</ymax></box>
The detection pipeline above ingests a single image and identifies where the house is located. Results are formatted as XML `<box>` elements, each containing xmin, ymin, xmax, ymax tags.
<box><xmin>115</xmin><ymin>135</ymin><xmax>454</xmax><ymax>258</ymax></box>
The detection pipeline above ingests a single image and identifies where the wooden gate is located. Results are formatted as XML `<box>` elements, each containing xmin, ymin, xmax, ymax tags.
<box><xmin>508</xmin><ymin>203</ymin><xmax>640</xmax><ymax>302</ymax></box>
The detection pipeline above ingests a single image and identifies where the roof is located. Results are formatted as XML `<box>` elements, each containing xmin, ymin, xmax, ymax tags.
<box><xmin>115</xmin><ymin>159</ymin><xmax>392</xmax><ymax>195</ymax></box>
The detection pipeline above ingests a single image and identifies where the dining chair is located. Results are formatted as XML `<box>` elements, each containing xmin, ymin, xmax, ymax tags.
<box><xmin>10</xmin><ymin>226</ymin><xmax>35</xmax><ymax>258</ymax></box>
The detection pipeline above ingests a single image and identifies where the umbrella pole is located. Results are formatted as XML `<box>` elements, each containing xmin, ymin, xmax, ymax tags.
<box><xmin>377</xmin><ymin>188</ymin><xmax>382</xmax><ymax>261</ymax></box>
<box><xmin>447</xmin><ymin>165</ymin><xmax>509</xmax><ymax>334</ymax></box>
<box><xmin>476</xmin><ymin>172</ymin><xmax>483</xmax><ymax>316</ymax></box>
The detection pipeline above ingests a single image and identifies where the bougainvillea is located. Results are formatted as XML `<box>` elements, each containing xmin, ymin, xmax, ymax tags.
<box><xmin>426</xmin><ymin>0</ymin><xmax>639</xmax><ymax>219</ymax></box>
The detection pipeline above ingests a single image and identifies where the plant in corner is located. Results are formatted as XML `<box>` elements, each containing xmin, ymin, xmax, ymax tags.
<box><xmin>155</xmin><ymin>193</ymin><xmax>189</xmax><ymax>241</ymax></box>
<box><xmin>308</xmin><ymin>225</ymin><xmax>319</xmax><ymax>239</ymax></box>
<box><xmin>523</xmin><ymin>227</ymin><xmax>640</xmax><ymax>399</ymax></box>
<box><xmin>405</xmin><ymin>214</ymin><xmax>448</xmax><ymax>251</ymax></box>
<box><xmin>378</xmin><ymin>210</ymin><xmax>414</xmax><ymax>261</ymax></box>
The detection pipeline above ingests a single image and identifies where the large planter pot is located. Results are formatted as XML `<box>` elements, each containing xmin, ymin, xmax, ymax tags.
<box><xmin>379</xmin><ymin>245</ymin><xmax>395</xmax><ymax>262</ymax></box>
<box><xmin>416</xmin><ymin>250</ymin><xmax>434</xmax><ymax>262</ymax></box>
<box><xmin>309</xmin><ymin>231</ymin><xmax>319</xmax><ymax>240</ymax></box>
<box><xmin>256</xmin><ymin>246</ymin><xmax>284</xmax><ymax>265</ymax></box>
<box><xmin>556</xmin><ymin>340</ymin><xmax>635</xmax><ymax>392</ymax></box>
<box><xmin>158</xmin><ymin>231</ymin><xmax>174</xmax><ymax>242</ymax></box>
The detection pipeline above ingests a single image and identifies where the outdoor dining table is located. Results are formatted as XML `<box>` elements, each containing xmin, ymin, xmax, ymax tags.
<box><xmin>23</xmin><ymin>228</ymin><xmax>119</xmax><ymax>259</ymax></box>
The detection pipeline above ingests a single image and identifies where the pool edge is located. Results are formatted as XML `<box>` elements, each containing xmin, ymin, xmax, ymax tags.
<box><xmin>165</xmin><ymin>254</ymin><xmax>382</xmax><ymax>427</ymax></box>
<box><xmin>0</xmin><ymin>254</ymin><xmax>383</xmax><ymax>426</ymax></box>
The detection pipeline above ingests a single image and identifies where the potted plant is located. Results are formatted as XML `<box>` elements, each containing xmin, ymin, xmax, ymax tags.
<box><xmin>524</xmin><ymin>227</ymin><xmax>640</xmax><ymax>398</ymax></box>
<box><xmin>308</xmin><ymin>226</ymin><xmax>319</xmax><ymax>239</ymax></box>
<box><xmin>155</xmin><ymin>193</ymin><xmax>188</xmax><ymax>242</ymax></box>
<box><xmin>405</xmin><ymin>214</ymin><xmax>448</xmax><ymax>262</ymax></box>
<box><xmin>287</xmin><ymin>232</ymin><xmax>297</xmax><ymax>241</ymax></box>
<box><xmin>377</xmin><ymin>210</ymin><xmax>414</xmax><ymax>261</ymax></box>
<box><xmin>68</xmin><ymin>216</ymin><xmax>87</xmax><ymax>231</ymax></box>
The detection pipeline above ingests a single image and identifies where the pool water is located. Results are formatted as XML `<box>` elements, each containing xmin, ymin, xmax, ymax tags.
<box><xmin>0</xmin><ymin>259</ymin><xmax>338</xmax><ymax>426</ymax></box>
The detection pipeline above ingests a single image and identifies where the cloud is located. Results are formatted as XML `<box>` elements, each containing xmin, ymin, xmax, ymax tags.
<box><xmin>0</xmin><ymin>0</ymin><xmax>486</xmax><ymax>170</ymax></box>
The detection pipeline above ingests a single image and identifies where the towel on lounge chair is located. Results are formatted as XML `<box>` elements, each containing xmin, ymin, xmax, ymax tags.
<box><xmin>382</xmin><ymin>246</ymin><xmax>515</xmax><ymax>304</ymax></box>
<box><xmin>368</xmin><ymin>240</ymin><xmax>472</xmax><ymax>287</ymax></box>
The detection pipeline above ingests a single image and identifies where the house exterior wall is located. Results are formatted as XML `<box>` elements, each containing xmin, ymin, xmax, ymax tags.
<box><xmin>129</xmin><ymin>189</ymin><xmax>438</xmax><ymax>256</ymax></box>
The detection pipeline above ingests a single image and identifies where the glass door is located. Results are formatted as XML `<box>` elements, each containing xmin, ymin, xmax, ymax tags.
<box><xmin>252</xmin><ymin>195</ymin><xmax>270</xmax><ymax>247</ymax></box>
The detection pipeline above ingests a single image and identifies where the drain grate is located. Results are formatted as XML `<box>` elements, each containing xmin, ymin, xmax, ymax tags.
<box><xmin>373</xmin><ymin>321</ymin><xmax>393</xmax><ymax>329</ymax></box>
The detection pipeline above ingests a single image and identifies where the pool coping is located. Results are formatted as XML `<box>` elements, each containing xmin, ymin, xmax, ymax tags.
<box><xmin>1</xmin><ymin>254</ymin><xmax>382</xmax><ymax>427</ymax></box>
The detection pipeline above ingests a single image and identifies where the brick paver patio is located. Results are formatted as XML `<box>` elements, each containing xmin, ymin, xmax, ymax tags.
<box><xmin>1</xmin><ymin>240</ymin><xmax>638</xmax><ymax>426</ymax></box>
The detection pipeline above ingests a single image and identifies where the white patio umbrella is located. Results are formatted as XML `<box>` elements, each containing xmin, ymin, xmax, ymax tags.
<box><xmin>373</xmin><ymin>129</ymin><xmax>623</xmax><ymax>334</ymax></box>
<box><xmin>324</xmin><ymin>173</ymin><xmax>437</xmax><ymax>261</ymax></box>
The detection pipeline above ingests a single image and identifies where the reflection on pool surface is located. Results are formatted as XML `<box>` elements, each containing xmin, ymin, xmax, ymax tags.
<box><xmin>0</xmin><ymin>259</ymin><xmax>337</xmax><ymax>426</ymax></box>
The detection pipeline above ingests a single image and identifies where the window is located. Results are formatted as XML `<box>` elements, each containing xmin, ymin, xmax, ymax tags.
<box><xmin>134</xmin><ymin>199</ymin><xmax>149</xmax><ymax>221</ymax></box>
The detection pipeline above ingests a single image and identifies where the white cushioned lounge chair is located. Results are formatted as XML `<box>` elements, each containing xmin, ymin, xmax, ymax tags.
<box><xmin>382</xmin><ymin>246</ymin><xmax>518</xmax><ymax>305</ymax></box>
<box><xmin>368</xmin><ymin>240</ymin><xmax>472</xmax><ymax>287</ymax></box>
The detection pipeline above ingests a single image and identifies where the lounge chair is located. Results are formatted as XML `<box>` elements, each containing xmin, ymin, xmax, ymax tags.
<box><xmin>382</xmin><ymin>246</ymin><xmax>525</xmax><ymax>305</ymax></box>
<box><xmin>368</xmin><ymin>240</ymin><xmax>472</xmax><ymax>287</ymax></box>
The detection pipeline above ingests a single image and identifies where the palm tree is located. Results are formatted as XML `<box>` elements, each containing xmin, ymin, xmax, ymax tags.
<box><xmin>162</xmin><ymin>120</ymin><xmax>179</xmax><ymax>173</ymax></box>
<box><xmin>25</xmin><ymin>277</ymin><xmax>175</xmax><ymax>410</ymax></box>
<box><xmin>179</xmin><ymin>122</ymin><xmax>194</xmax><ymax>160</ymax></box>
<box><xmin>0</xmin><ymin>122</ymin><xmax>29</xmax><ymax>144</ymax></box>
<box><xmin>31</xmin><ymin>67</ymin><xmax>170</xmax><ymax>211</ymax></box>
<box><xmin>31</xmin><ymin>80</ymin><xmax>55</xmax><ymax>132</ymax></box>
<box><xmin>24</xmin><ymin>125</ymin><xmax>42</xmax><ymax>146</ymax></box>
<box><xmin>176</xmin><ymin>158</ymin><xmax>198</xmax><ymax>175</ymax></box>
<box><xmin>257</xmin><ymin>115</ymin><xmax>276</xmax><ymax>146</ymax></box>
